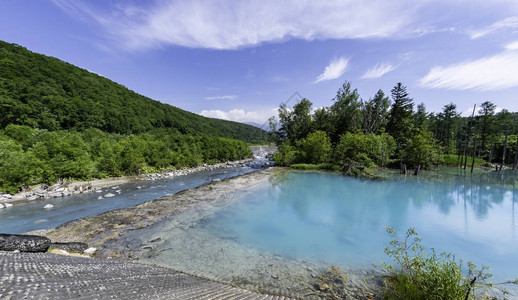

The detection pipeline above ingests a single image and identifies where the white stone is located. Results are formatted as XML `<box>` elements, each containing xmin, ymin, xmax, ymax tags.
<box><xmin>97</xmin><ymin>196</ymin><xmax>104</xmax><ymax>200</ymax></box>
<box><xmin>4</xmin><ymin>203</ymin><xmax>13</xmax><ymax>208</ymax></box>
<box><xmin>56</xmin><ymin>187</ymin><xmax>65</xmax><ymax>192</ymax></box>
<box><xmin>104</xmin><ymin>193</ymin><xmax>115</xmax><ymax>198</ymax></box>
<box><xmin>84</xmin><ymin>247</ymin><xmax>97</xmax><ymax>254</ymax></box>
<box><xmin>43</xmin><ymin>204</ymin><xmax>54</xmax><ymax>209</ymax></box>
<box><xmin>0</xmin><ymin>203</ymin><xmax>4</xmax><ymax>209</ymax></box>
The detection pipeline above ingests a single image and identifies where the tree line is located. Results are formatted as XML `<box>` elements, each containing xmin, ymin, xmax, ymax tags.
<box><xmin>0</xmin><ymin>41</ymin><xmax>269</xmax><ymax>143</ymax></box>
<box><xmin>0</xmin><ymin>126</ymin><xmax>252</xmax><ymax>194</ymax></box>
<box><xmin>269</xmin><ymin>81</ymin><xmax>518</xmax><ymax>173</ymax></box>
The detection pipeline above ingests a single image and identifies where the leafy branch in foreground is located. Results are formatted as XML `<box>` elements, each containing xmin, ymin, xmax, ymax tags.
<box><xmin>382</xmin><ymin>227</ymin><xmax>518</xmax><ymax>300</ymax></box>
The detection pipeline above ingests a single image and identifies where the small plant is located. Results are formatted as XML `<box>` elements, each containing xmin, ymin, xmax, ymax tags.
<box><xmin>382</xmin><ymin>227</ymin><xmax>518</xmax><ymax>300</ymax></box>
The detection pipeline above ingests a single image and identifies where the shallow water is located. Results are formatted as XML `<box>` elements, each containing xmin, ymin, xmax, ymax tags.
<box><xmin>0</xmin><ymin>164</ymin><xmax>262</xmax><ymax>234</ymax></box>
<box><xmin>198</xmin><ymin>169</ymin><xmax>518</xmax><ymax>282</ymax></box>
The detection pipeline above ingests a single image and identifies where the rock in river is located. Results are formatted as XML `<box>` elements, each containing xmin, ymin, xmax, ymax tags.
<box><xmin>0</xmin><ymin>234</ymin><xmax>51</xmax><ymax>252</ymax></box>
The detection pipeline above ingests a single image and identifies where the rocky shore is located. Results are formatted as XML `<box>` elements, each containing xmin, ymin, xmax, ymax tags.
<box><xmin>0</xmin><ymin>158</ymin><xmax>257</xmax><ymax>207</ymax></box>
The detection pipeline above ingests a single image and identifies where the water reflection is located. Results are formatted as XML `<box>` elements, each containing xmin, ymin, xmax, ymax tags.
<box><xmin>204</xmin><ymin>169</ymin><xmax>518</xmax><ymax>281</ymax></box>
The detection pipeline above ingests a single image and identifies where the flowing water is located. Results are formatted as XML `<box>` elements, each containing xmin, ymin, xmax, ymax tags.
<box><xmin>0</xmin><ymin>164</ymin><xmax>265</xmax><ymax>234</ymax></box>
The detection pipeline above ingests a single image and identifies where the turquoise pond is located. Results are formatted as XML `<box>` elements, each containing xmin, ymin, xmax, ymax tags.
<box><xmin>198</xmin><ymin>169</ymin><xmax>518</xmax><ymax>281</ymax></box>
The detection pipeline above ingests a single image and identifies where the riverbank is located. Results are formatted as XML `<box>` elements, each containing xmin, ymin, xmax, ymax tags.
<box><xmin>37</xmin><ymin>167</ymin><xmax>384</xmax><ymax>299</ymax></box>
<box><xmin>0</xmin><ymin>159</ymin><xmax>254</xmax><ymax>206</ymax></box>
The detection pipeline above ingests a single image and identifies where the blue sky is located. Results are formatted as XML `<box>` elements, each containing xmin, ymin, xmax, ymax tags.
<box><xmin>2</xmin><ymin>0</ymin><xmax>518</xmax><ymax>126</ymax></box>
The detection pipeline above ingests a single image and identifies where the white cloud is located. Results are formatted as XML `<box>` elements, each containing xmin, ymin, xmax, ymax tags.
<box><xmin>199</xmin><ymin>108</ymin><xmax>277</xmax><ymax>124</ymax></box>
<box><xmin>52</xmin><ymin>0</ymin><xmax>424</xmax><ymax>50</ymax></box>
<box><xmin>470</xmin><ymin>16</ymin><xmax>518</xmax><ymax>39</ymax></box>
<box><xmin>204</xmin><ymin>95</ymin><xmax>238</xmax><ymax>100</ymax></box>
<box><xmin>314</xmin><ymin>57</ymin><xmax>349</xmax><ymax>83</ymax></box>
<box><xmin>505</xmin><ymin>40</ymin><xmax>518</xmax><ymax>51</ymax></box>
<box><xmin>418</xmin><ymin>49</ymin><xmax>518</xmax><ymax>91</ymax></box>
<box><xmin>361</xmin><ymin>62</ymin><xmax>396</xmax><ymax>79</ymax></box>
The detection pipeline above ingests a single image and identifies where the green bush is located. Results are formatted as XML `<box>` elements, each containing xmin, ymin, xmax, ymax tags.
<box><xmin>403</xmin><ymin>131</ymin><xmax>442</xmax><ymax>168</ymax></box>
<box><xmin>383</xmin><ymin>227</ymin><xmax>517</xmax><ymax>300</ymax></box>
<box><xmin>335</xmin><ymin>132</ymin><xmax>395</xmax><ymax>167</ymax></box>
<box><xmin>296</xmin><ymin>130</ymin><xmax>332</xmax><ymax>164</ymax></box>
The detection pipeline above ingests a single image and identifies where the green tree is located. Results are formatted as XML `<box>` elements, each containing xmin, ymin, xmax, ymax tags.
<box><xmin>296</xmin><ymin>131</ymin><xmax>332</xmax><ymax>164</ymax></box>
<box><xmin>477</xmin><ymin>101</ymin><xmax>496</xmax><ymax>158</ymax></box>
<box><xmin>386</xmin><ymin>83</ymin><xmax>414</xmax><ymax>146</ymax></box>
<box><xmin>0</xmin><ymin>140</ymin><xmax>39</xmax><ymax>193</ymax></box>
<box><xmin>329</xmin><ymin>82</ymin><xmax>361</xmax><ymax>142</ymax></box>
<box><xmin>403</xmin><ymin>131</ymin><xmax>442</xmax><ymax>168</ymax></box>
<box><xmin>361</xmin><ymin>89</ymin><xmax>390</xmax><ymax>135</ymax></box>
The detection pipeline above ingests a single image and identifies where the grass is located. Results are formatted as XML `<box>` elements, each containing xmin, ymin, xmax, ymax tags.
<box><xmin>441</xmin><ymin>154</ymin><xmax>491</xmax><ymax>167</ymax></box>
<box><xmin>290</xmin><ymin>163</ymin><xmax>340</xmax><ymax>171</ymax></box>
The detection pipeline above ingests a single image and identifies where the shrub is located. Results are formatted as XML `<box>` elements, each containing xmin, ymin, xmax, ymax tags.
<box><xmin>383</xmin><ymin>227</ymin><xmax>518</xmax><ymax>300</ymax></box>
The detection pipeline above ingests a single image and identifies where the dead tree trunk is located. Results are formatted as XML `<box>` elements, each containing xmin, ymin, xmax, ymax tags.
<box><xmin>463</xmin><ymin>104</ymin><xmax>477</xmax><ymax>169</ymax></box>
<box><xmin>501</xmin><ymin>127</ymin><xmax>509</xmax><ymax>171</ymax></box>
<box><xmin>471</xmin><ymin>135</ymin><xmax>477</xmax><ymax>173</ymax></box>
<box><xmin>413</xmin><ymin>165</ymin><xmax>421</xmax><ymax>176</ymax></box>
<box><xmin>400</xmin><ymin>164</ymin><xmax>407</xmax><ymax>175</ymax></box>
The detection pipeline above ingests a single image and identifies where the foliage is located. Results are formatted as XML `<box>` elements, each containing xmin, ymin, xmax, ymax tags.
<box><xmin>0</xmin><ymin>41</ymin><xmax>269</xmax><ymax>143</ymax></box>
<box><xmin>296</xmin><ymin>130</ymin><xmax>332</xmax><ymax>164</ymax></box>
<box><xmin>329</xmin><ymin>82</ymin><xmax>362</xmax><ymax>143</ymax></box>
<box><xmin>403</xmin><ymin>131</ymin><xmax>442</xmax><ymax>168</ymax></box>
<box><xmin>335</xmin><ymin>132</ymin><xmax>395</xmax><ymax>167</ymax></box>
<box><xmin>361</xmin><ymin>89</ymin><xmax>390</xmax><ymax>135</ymax></box>
<box><xmin>442</xmin><ymin>154</ymin><xmax>488</xmax><ymax>167</ymax></box>
<box><xmin>383</xmin><ymin>227</ymin><xmax>518</xmax><ymax>300</ymax></box>
<box><xmin>0</xmin><ymin>126</ymin><xmax>253</xmax><ymax>193</ymax></box>
<box><xmin>386</xmin><ymin>82</ymin><xmax>414</xmax><ymax>146</ymax></box>
<box><xmin>273</xmin><ymin>143</ymin><xmax>299</xmax><ymax>166</ymax></box>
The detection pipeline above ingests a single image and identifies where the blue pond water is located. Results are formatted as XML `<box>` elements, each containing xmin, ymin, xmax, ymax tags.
<box><xmin>0</xmin><ymin>165</ymin><xmax>262</xmax><ymax>234</ymax></box>
<box><xmin>200</xmin><ymin>169</ymin><xmax>518</xmax><ymax>281</ymax></box>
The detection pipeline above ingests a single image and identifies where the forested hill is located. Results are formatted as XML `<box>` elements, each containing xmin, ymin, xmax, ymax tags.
<box><xmin>0</xmin><ymin>41</ymin><xmax>268</xmax><ymax>143</ymax></box>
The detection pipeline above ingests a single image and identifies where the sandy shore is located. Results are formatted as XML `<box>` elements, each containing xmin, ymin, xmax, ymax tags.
<box><xmin>38</xmin><ymin>167</ymin><xmax>384</xmax><ymax>299</ymax></box>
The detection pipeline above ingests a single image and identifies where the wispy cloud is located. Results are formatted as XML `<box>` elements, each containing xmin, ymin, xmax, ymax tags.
<box><xmin>418</xmin><ymin>49</ymin><xmax>518</xmax><ymax>91</ymax></box>
<box><xmin>204</xmin><ymin>95</ymin><xmax>238</xmax><ymax>100</ymax></box>
<box><xmin>314</xmin><ymin>57</ymin><xmax>349</xmax><ymax>83</ymax></box>
<box><xmin>470</xmin><ymin>16</ymin><xmax>518</xmax><ymax>39</ymax></box>
<box><xmin>200</xmin><ymin>108</ymin><xmax>276</xmax><ymax>124</ymax></box>
<box><xmin>52</xmin><ymin>0</ymin><xmax>424</xmax><ymax>50</ymax></box>
<box><xmin>361</xmin><ymin>62</ymin><xmax>396</xmax><ymax>79</ymax></box>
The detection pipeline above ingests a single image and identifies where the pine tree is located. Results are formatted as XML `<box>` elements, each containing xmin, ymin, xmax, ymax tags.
<box><xmin>386</xmin><ymin>83</ymin><xmax>414</xmax><ymax>145</ymax></box>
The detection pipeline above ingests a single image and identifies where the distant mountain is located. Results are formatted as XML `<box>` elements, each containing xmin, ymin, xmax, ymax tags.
<box><xmin>0</xmin><ymin>41</ymin><xmax>269</xmax><ymax>143</ymax></box>
<box><xmin>244</xmin><ymin>121</ymin><xmax>269</xmax><ymax>130</ymax></box>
